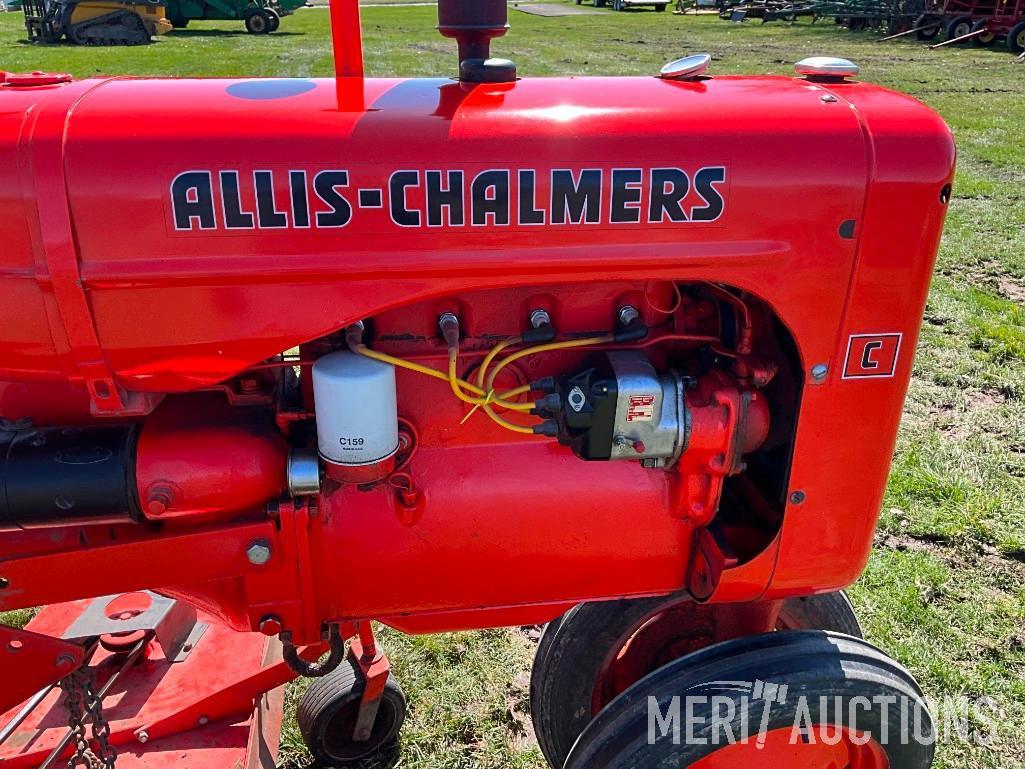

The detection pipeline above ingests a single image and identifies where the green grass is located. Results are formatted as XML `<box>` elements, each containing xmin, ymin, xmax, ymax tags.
<box><xmin>2</xmin><ymin>3</ymin><xmax>1024</xmax><ymax>768</ymax></box>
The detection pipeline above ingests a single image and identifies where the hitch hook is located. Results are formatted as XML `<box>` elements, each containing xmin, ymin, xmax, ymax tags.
<box><xmin>281</xmin><ymin>624</ymin><xmax>345</xmax><ymax>678</ymax></box>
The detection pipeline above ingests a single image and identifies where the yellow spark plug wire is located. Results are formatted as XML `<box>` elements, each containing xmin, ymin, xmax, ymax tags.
<box><xmin>349</xmin><ymin>342</ymin><xmax>534</xmax><ymax>438</ymax></box>
<box><xmin>349</xmin><ymin>327</ymin><xmax>614</xmax><ymax>436</ymax></box>
<box><xmin>483</xmin><ymin>335</ymin><xmax>615</xmax><ymax>396</ymax></box>
<box><xmin>447</xmin><ymin>345</ymin><xmax>534</xmax><ymax>412</ymax></box>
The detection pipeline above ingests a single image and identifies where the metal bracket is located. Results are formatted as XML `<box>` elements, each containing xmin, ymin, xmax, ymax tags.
<box><xmin>350</xmin><ymin>634</ymin><xmax>390</xmax><ymax>743</ymax></box>
<box><xmin>62</xmin><ymin>591</ymin><xmax>207</xmax><ymax>662</ymax></box>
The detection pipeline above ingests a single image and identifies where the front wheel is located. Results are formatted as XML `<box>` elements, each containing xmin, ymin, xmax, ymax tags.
<box><xmin>264</xmin><ymin>8</ymin><xmax>280</xmax><ymax>31</ymax></box>
<box><xmin>566</xmin><ymin>631</ymin><xmax>934</xmax><ymax>769</ymax></box>
<box><xmin>530</xmin><ymin>592</ymin><xmax>862</xmax><ymax>769</ymax></box>
<box><xmin>297</xmin><ymin>655</ymin><xmax>406</xmax><ymax>765</ymax></box>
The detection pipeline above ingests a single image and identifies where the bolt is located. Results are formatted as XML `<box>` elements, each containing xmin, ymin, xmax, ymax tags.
<box><xmin>618</xmin><ymin>304</ymin><xmax>640</xmax><ymax>326</ymax></box>
<box><xmin>182</xmin><ymin>642</ymin><xmax>193</xmax><ymax>653</ymax></box>
<box><xmin>55</xmin><ymin>653</ymin><xmax>76</xmax><ymax>671</ymax></box>
<box><xmin>820</xmin><ymin>94</ymin><xmax>838</xmax><ymax>103</ymax></box>
<box><xmin>811</xmin><ymin>363</ymin><xmax>828</xmax><ymax>382</ymax></box>
<box><xmin>246</xmin><ymin>539</ymin><xmax>272</xmax><ymax>566</ymax></box>
<box><xmin>146</xmin><ymin>485</ymin><xmax>173</xmax><ymax>516</ymax></box>
<box><xmin>197</xmin><ymin>716</ymin><xmax>209</xmax><ymax>726</ymax></box>
<box><xmin>0</xmin><ymin>577</ymin><xmax>8</xmax><ymax>589</ymax></box>
<box><xmin>790</xmin><ymin>490</ymin><xmax>807</xmax><ymax>505</ymax></box>
<box><xmin>529</xmin><ymin>308</ymin><xmax>552</xmax><ymax>328</ymax></box>
<box><xmin>136</xmin><ymin>730</ymin><xmax>149</xmax><ymax>744</ymax></box>
<box><xmin>7</xmin><ymin>639</ymin><xmax>23</xmax><ymax>653</ymax></box>
<box><xmin>259</xmin><ymin>615</ymin><xmax>283</xmax><ymax>636</ymax></box>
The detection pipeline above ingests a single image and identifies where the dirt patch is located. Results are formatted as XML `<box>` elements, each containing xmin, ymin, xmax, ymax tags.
<box><xmin>876</xmin><ymin>528</ymin><xmax>1025</xmax><ymax>585</ymax></box>
<box><xmin>998</xmin><ymin>279</ymin><xmax>1025</xmax><ymax>305</ymax></box>
<box><xmin>968</xmin><ymin>389</ymin><xmax>1007</xmax><ymax>410</ymax></box>
<box><xmin>515</xmin><ymin>3</ymin><xmax>605</xmax><ymax>15</ymax></box>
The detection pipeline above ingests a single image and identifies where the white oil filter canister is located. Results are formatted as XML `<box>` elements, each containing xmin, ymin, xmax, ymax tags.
<box><xmin>312</xmin><ymin>351</ymin><xmax>399</xmax><ymax>483</ymax></box>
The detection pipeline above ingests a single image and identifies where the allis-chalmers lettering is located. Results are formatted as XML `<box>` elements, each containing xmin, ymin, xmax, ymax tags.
<box><xmin>170</xmin><ymin>166</ymin><xmax>727</xmax><ymax>232</ymax></box>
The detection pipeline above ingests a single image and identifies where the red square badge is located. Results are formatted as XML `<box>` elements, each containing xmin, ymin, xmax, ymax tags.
<box><xmin>843</xmin><ymin>334</ymin><xmax>902</xmax><ymax>379</ymax></box>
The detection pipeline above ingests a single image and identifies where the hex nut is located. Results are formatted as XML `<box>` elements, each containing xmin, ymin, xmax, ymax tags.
<box><xmin>246</xmin><ymin>540</ymin><xmax>272</xmax><ymax>566</ymax></box>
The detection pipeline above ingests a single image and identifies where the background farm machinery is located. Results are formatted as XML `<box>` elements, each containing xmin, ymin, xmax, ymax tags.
<box><xmin>720</xmin><ymin>0</ymin><xmax>939</xmax><ymax>32</ymax></box>
<box><xmin>20</xmin><ymin>0</ymin><xmax>304</xmax><ymax>43</ymax></box>
<box><xmin>718</xmin><ymin>0</ymin><xmax>1023</xmax><ymax>51</ymax></box>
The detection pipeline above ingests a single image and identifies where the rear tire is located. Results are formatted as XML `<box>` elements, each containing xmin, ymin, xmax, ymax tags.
<box><xmin>297</xmin><ymin>654</ymin><xmax>406</xmax><ymax>766</ymax></box>
<box><xmin>1008</xmin><ymin>21</ymin><xmax>1025</xmax><ymax>52</ymax></box>
<box><xmin>971</xmin><ymin>19</ymin><xmax>996</xmax><ymax>45</ymax></box>
<box><xmin>945</xmin><ymin>14</ymin><xmax>973</xmax><ymax>41</ymax></box>
<box><xmin>914</xmin><ymin>13</ymin><xmax>940</xmax><ymax>39</ymax></box>
<box><xmin>566</xmin><ymin>631</ymin><xmax>934</xmax><ymax>769</ymax></box>
<box><xmin>530</xmin><ymin>592</ymin><xmax>862</xmax><ymax>769</ymax></box>
<box><xmin>244</xmin><ymin>10</ymin><xmax>268</xmax><ymax>33</ymax></box>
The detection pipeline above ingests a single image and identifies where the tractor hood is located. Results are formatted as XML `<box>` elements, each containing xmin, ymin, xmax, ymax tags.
<box><xmin>0</xmin><ymin>74</ymin><xmax>954</xmax><ymax>390</ymax></box>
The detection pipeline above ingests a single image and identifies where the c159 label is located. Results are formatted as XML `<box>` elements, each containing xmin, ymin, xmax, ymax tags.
<box><xmin>338</xmin><ymin>437</ymin><xmax>365</xmax><ymax>448</ymax></box>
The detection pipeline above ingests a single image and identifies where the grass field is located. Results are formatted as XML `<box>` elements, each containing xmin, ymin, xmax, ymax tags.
<box><xmin>1</xmin><ymin>3</ymin><xmax>1024</xmax><ymax>768</ymax></box>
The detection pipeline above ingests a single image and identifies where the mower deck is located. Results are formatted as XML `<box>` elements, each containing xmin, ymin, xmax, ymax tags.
<box><xmin>0</xmin><ymin>597</ymin><xmax>291</xmax><ymax>769</ymax></box>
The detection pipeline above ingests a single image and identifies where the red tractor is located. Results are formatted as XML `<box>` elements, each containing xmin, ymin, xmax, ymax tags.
<box><xmin>0</xmin><ymin>2</ymin><xmax>955</xmax><ymax>768</ymax></box>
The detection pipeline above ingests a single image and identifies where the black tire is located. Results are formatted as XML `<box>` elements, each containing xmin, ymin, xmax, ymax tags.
<box><xmin>244</xmin><ymin>10</ymin><xmax>267</xmax><ymax>33</ymax></box>
<box><xmin>567</xmin><ymin>631</ymin><xmax>934</xmax><ymax>769</ymax></box>
<box><xmin>914</xmin><ymin>13</ymin><xmax>940</xmax><ymax>40</ymax></box>
<box><xmin>970</xmin><ymin>19</ymin><xmax>996</xmax><ymax>46</ymax></box>
<box><xmin>297</xmin><ymin>654</ymin><xmax>406</xmax><ymax>765</ymax></box>
<box><xmin>263</xmin><ymin>7</ymin><xmax>280</xmax><ymax>31</ymax></box>
<box><xmin>945</xmin><ymin>14</ymin><xmax>973</xmax><ymax>41</ymax></box>
<box><xmin>169</xmin><ymin>16</ymin><xmax>189</xmax><ymax>27</ymax></box>
<box><xmin>1008</xmin><ymin>21</ymin><xmax>1025</xmax><ymax>53</ymax></box>
<box><xmin>530</xmin><ymin>592</ymin><xmax>862</xmax><ymax>769</ymax></box>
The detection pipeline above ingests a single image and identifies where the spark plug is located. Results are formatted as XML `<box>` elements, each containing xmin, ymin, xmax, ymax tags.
<box><xmin>345</xmin><ymin>320</ymin><xmax>366</xmax><ymax>351</ymax></box>
<box><xmin>523</xmin><ymin>308</ymin><xmax>557</xmax><ymax>344</ymax></box>
<box><xmin>614</xmin><ymin>304</ymin><xmax>648</xmax><ymax>343</ymax></box>
<box><xmin>438</xmin><ymin>312</ymin><xmax>461</xmax><ymax>348</ymax></box>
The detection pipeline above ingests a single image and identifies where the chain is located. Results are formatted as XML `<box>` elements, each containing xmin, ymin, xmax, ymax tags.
<box><xmin>60</xmin><ymin>666</ymin><xmax>117</xmax><ymax>769</ymax></box>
